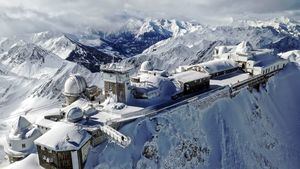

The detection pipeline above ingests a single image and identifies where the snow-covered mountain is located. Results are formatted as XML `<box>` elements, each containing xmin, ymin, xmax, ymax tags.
<box><xmin>1</xmin><ymin>17</ymin><xmax>300</xmax><ymax>169</ymax></box>
<box><xmin>0</xmin><ymin>18</ymin><xmax>202</xmax><ymax>72</ymax></box>
<box><xmin>239</xmin><ymin>17</ymin><xmax>300</xmax><ymax>37</ymax></box>
<box><xmin>0</xmin><ymin>43</ymin><xmax>101</xmax><ymax>145</ymax></box>
<box><xmin>121</xmin><ymin>17</ymin><xmax>300</xmax><ymax>71</ymax></box>
<box><xmin>93</xmin><ymin>18</ymin><xmax>202</xmax><ymax>57</ymax></box>
<box><xmin>0</xmin><ymin>32</ymin><xmax>117</xmax><ymax>72</ymax></box>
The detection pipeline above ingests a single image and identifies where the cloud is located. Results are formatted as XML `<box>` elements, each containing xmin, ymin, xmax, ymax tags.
<box><xmin>0</xmin><ymin>0</ymin><xmax>299</xmax><ymax>36</ymax></box>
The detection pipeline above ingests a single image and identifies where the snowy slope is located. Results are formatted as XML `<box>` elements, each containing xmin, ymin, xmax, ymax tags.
<box><xmin>32</xmin><ymin>31</ymin><xmax>76</xmax><ymax>60</ymax></box>
<box><xmin>0</xmin><ymin>43</ymin><xmax>101</xmax><ymax>120</ymax></box>
<box><xmin>0</xmin><ymin>44</ymin><xmax>102</xmax><ymax>166</ymax></box>
<box><xmin>85</xmin><ymin>64</ymin><xmax>300</xmax><ymax>169</ymax></box>
<box><xmin>0</xmin><ymin>31</ymin><xmax>117</xmax><ymax>72</ymax></box>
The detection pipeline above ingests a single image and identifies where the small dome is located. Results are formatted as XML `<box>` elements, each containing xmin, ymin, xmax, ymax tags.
<box><xmin>140</xmin><ymin>61</ymin><xmax>153</xmax><ymax>72</ymax></box>
<box><xmin>66</xmin><ymin>107</ymin><xmax>83</xmax><ymax>122</ymax></box>
<box><xmin>63</xmin><ymin>74</ymin><xmax>87</xmax><ymax>97</ymax></box>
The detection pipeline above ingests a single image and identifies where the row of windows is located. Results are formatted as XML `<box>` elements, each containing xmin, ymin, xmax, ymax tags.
<box><xmin>8</xmin><ymin>143</ymin><xmax>26</xmax><ymax>148</ymax></box>
<box><xmin>37</xmin><ymin>125</ymin><xmax>50</xmax><ymax>131</ymax></box>
<box><xmin>262</xmin><ymin>64</ymin><xmax>283</xmax><ymax>74</ymax></box>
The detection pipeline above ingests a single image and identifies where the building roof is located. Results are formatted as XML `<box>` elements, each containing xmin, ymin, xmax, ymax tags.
<box><xmin>61</xmin><ymin>98</ymin><xmax>92</xmax><ymax>114</ymax></box>
<box><xmin>254</xmin><ymin>56</ymin><xmax>287</xmax><ymax>68</ymax></box>
<box><xmin>35</xmin><ymin>117</ymin><xmax>56</xmax><ymax>129</ymax></box>
<box><xmin>172</xmin><ymin>70</ymin><xmax>210</xmax><ymax>83</ymax></box>
<box><xmin>34</xmin><ymin>122</ymin><xmax>91</xmax><ymax>151</ymax></box>
<box><xmin>100</xmin><ymin>64</ymin><xmax>133</xmax><ymax>74</ymax></box>
<box><xmin>199</xmin><ymin>59</ymin><xmax>238</xmax><ymax>74</ymax></box>
<box><xmin>14</xmin><ymin>116</ymin><xmax>32</xmax><ymax>132</ymax></box>
<box><xmin>8</xmin><ymin>116</ymin><xmax>34</xmax><ymax>140</ymax></box>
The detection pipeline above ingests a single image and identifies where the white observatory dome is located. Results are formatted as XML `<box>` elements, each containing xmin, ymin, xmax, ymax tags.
<box><xmin>63</xmin><ymin>74</ymin><xmax>87</xmax><ymax>97</ymax></box>
<box><xmin>66</xmin><ymin>107</ymin><xmax>84</xmax><ymax>122</ymax></box>
<box><xmin>140</xmin><ymin>61</ymin><xmax>153</xmax><ymax>72</ymax></box>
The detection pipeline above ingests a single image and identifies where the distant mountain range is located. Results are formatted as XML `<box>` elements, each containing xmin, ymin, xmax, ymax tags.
<box><xmin>1</xmin><ymin>17</ymin><xmax>300</xmax><ymax>73</ymax></box>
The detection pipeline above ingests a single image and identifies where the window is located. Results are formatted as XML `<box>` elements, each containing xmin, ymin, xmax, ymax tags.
<box><xmin>22</xmin><ymin>144</ymin><xmax>26</xmax><ymax>148</ymax></box>
<box><xmin>109</xmin><ymin>83</ymin><xmax>112</xmax><ymax>90</ymax></box>
<box><xmin>41</xmin><ymin>146</ymin><xmax>45</xmax><ymax>150</ymax></box>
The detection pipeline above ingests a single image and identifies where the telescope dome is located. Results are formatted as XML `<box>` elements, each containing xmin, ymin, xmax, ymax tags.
<box><xmin>66</xmin><ymin>107</ymin><xmax>84</xmax><ymax>122</ymax></box>
<box><xmin>63</xmin><ymin>74</ymin><xmax>87</xmax><ymax>97</ymax></box>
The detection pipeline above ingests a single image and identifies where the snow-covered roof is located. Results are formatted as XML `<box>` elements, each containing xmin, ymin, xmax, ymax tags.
<box><xmin>254</xmin><ymin>56</ymin><xmax>287</xmax><ymax>67</ymax></box>
<box><xmin>8</xmin><ymin>116</ymin><xmax>42</xmax><ymax>145</ymax></box>
<box><xmin>9</xmin><ymin>116</ymin><xmax>33</xmax><ymax>139</ymax></box>
<box><xmin>199</xmin><ymin>59</ymin><xmax>238</xmax><ymax>74</ymax></box>
<box><xmin>34</xmin><ymin>122</ymin><xmax>91</xmax><ymax>151</ymax></box>
<box><xmin>61</xmin><ymin>98</ymin><xmax>93</xmax><ymax>114</ymax></box>
<box><xmin>100</xmin><ymin>64</ymin><xmax>133</xmax><ymax>74</ymax></box>
<box><xmin>63</xmin><ymin>74</ymin><xmax>87</xmax><ymax>97</ymax></box>
<box><xmin>35</xmin><ymin>117</ymin><xmax>56</xmax><ymax>129</ymax></box>
<box><xmin>13</xmin><ymin>116</ymin><xmax>32</xmax><ymax>132</ymax></box>
<box><xmin>172</xmin><ymin>70</ymin><xmax>210</xmax><ymax>83</ymax></box>
<box><xmin>132</xmin><ymin>73</ymin><xmax>164</xmax><ymax>87</ymax></box>
<box><xmin>131</xmin><ymin>73</ymin><xmax>165</xmax><ymax>98</ymax></box>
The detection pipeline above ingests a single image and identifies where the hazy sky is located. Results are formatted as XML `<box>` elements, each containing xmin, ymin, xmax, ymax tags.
<box><xmin>0</xmin><ymin>0</ymin><xmax>300</xmax><ymax>36</ymax></box>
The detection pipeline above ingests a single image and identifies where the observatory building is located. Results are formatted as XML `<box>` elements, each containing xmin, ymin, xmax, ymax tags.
<box><xmin>63</xmin><ymin>74</ymin><xmax>87</xmax><ymax>105</ymax></box>
<box><xmin>5</xmin><ymin>116</ymin><xmax>42</xmax><ymax>162</ymax></box>
<box><xmin>130</xmin><ymin>61</ymin><xmax>175</xmax><ymax>103</ymax></box>
<box><xmin>100</xmin><ymin>63</ymin><xmax>134</xmax><ymax>103</ymax></box>
<box><xmin>34</xmin><ymin>122</ymin><xmax>91</xmax><ymax>169</ymax></box>
<box><xmin>213</xmin><ymin>41</ymin><xmax>288</xmax><ymax>75</ymax></box>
